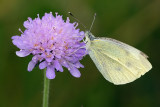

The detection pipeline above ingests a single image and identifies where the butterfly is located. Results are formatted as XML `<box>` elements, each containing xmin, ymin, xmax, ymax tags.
<box><xmin>85</xmin><ymin>31</ymin><xmax>152</xmax><ymax>85</ymax></box>
<box><xmin>69</xmin><ymin>12</ymin><xmax>152</xmax><ymax>85</ymax></box>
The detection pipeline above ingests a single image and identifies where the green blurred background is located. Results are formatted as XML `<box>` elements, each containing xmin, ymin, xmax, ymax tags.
<box><xmin>0</xmin><ymin>0</ymin><xmax>160</xmax><ymax>107</ymax></box>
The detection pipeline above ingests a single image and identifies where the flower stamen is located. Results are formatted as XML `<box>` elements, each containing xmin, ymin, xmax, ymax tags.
<box><xmin>59</xmin><ymin>29</ymin><xmax>63</xmax><ymax>34</ymax></box>
<box><xmin>50</xmin><ymin>44</ymin><xmax>54</xmax><ymax>49</ymax></box>
<box><xmin>34</xmin><ymin>44</ymin><xmax>38</xmax><ymax>47</ymax></box>
<box><xmin>51</xmin><ymin>36</ymin><xmax>54</xmax><ymax>40</ymax></box>
<box><xmin>40</xmin><ymin>47</ymin><xmax>45</xmax><ymax>51</ymax></box>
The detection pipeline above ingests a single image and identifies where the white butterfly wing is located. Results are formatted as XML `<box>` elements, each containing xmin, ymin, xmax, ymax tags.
<box><xmin>88</xmin><ymin>37</ymin><xmax>152</xmax><ymax>85</ymax></box>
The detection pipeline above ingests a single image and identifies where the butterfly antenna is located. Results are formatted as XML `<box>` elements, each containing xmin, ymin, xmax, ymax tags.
<box><xmin>68</xmin><ymin>12</ymin><xmax>86</xmax><ymax>29</ymax></box>
<box><xmin>89</xmin><ymin>13</ymin><xmax>96</xmax><ymax>32</ymax></box>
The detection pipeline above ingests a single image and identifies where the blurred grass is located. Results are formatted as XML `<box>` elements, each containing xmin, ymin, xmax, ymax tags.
<box><xmin>0</xmin><ymin>0</ymin><xmax>160</xmax><ymax>107</ymax></box>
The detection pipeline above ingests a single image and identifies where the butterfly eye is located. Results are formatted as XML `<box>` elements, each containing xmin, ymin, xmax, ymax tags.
<box><xmin>88</xmin><ymin>33</ymin><xmax>95</xmax><ymax>41</ymax></box>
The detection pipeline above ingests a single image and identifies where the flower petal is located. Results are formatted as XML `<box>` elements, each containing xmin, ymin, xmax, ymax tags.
<box><xmin>12</xmin><ymin>39</ymin><xmax>24</xmax><ymax>49</ymax></box>
<box><xmin>46</xmin><ymin>66</ymin><xmax>55</xmax><ymax>79</ymax></box>
<box><xmin>46</xmin><ymin>58</ymin><xmax>53</xmax><ymax>62</ymax></box>
<box><xmin>16</xmin><ymin>50</ymin><xmax>30</xmax><ymax>57</ymax></box>
<box><xmin>54</xmin><ymin>60</ymin><xmax>63</xmax><ymax>72</ymax></box>
<box><xmin>11</xmin><ymin>35</ymin><xmax>19</xmax><ymax>40</ymax></box>
<box><xmin>69</xmin><ymin>64</ymin><xmax>81</xmax><ymax>78</ymax></box>
<box><xmin>27</xmin><ymin>60</ymin><xmax>37</xmax><ymax>72</ymax></box>
<box><xmin>23</xmin><ymin>20</ymin><xmax>31</xmax><ymax>29</ymax></box>
<box><xmin>39</xmin><ymin>61</ymin><xmax>48</xmax><ymax>69</ymax></box>
<box><xmin>60</xmin><ymin>60</ymin><xmax>69</xmax><ymax>68</ymax></box>
<box><xmin>74</xmin><ymin>62</ymin><xmax>84</xmax><ymax>68</ymax></box>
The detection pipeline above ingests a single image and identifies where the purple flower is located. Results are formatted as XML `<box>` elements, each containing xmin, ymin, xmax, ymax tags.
<box><xmin>12</xmin><ymin>12</ymin><xmax>86</xmax><ymax>79</ymax></box>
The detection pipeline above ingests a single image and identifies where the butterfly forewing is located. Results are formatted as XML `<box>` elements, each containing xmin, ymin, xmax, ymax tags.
<box><xmin>88</xmin><ymin>37</ymin><xmax>152</xmax><ymax>85</ymax></box>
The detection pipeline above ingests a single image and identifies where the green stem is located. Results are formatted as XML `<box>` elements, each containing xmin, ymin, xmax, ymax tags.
<box><xmin>43</xmin><ymin>69</ymin><xmax>50</xmax><ymax>107</ymax></box>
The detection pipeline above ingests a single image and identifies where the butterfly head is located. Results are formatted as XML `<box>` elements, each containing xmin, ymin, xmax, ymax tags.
<box><xmin>84</xmin><ymin>31</ymin><xmax>95</xmax><ymax>49</ymax></box>
<box><xmin>85</xmin><ymin>31</ymin><xmax>95</xmax><ymax>42</ymax></box>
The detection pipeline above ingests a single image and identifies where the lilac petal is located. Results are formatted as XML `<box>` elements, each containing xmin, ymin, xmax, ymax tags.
<box><xmin>11</xmin><ymin>36</ymin><xmax>19</xmax><ymax>39</ymax></box>
<box><xmin>39</xmin><ymin>61</ymin><xmax>48</xmax><ymax>69</ymax></box>
<box><xmin>24</xmin><ymin>20</ymin><xmax>31</xmax><ymax>28</ymax></box>
<box><xmin>74</xmin><ymin>62</ymin><xmax>84</xmax><ymax>68</ymax></box>
<box><xmin>60</xmin><ymin>60</ymin><xmax>69</xmax><ymax>68</ymax></box>
<box><xmin>75</xmin><ymin>53</ymin><xmax>84</xmax><ymax>58</ymax></box>
<box><xmin>55</xmin><ymin>54</ymin><xmax>61</xmax><ymax>59</ymax></box>
<box><xmin>46</xmin><ymin>66</ymin><xmax>55</xmax><ymax>79</ymax></box>
<box><xmin>80</xmin><ymin>31</ymin><xmax>84</xmax><ymax>35</ymax></box>
<box><xmin>16</xmin><ymin>50</ymin><xmax>30</xmax><ymax>57</ymax></box>
<box><xmin>69</xmin><ymin>65</ymin><xmax>81</xmax><ymax>78</ymax></box>
<box><xmin>46</xmin><ymin>58</ymin><xmax>53</xmax><ymax>62</ymax></box>
<box><xmin>54</xmin><ymin>60</ymin><xmax>63</xmax><ymax>72</ymax></box>
<box><xmin>32</xmin><ymin>55</ymin><xmax>39</xmax><ymax>62</ymax></box>
<box><xmin>64</xmin><ymin>56</ymin><xmax>72</xmax><ymax>60</ymax></box>
<box><xmin>76</xmin><ymin>48</ymin><xmax>86</xmax><ymax>54</ymax></box>
<box><xmin>65</xmin><ymin>56</ymin><xmax>77</xmax><ymax>63</ymax></box>
<box><xmin>27</xmin><ymin>60</ymin><xmax>37</xmax><ymax>72</ymax></box>
<box><xmin>12</xmin><ymin>39</ymin><xmax>24</xmax><ymax>49</ymax></box>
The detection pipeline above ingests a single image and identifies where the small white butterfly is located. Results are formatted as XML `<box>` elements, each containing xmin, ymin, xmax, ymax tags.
<box><xmin>84</xmin><ymin>13</ymin><xmax>152</xmax><ymax>85</ymax></box>
<box><xmin>85</xmin><ymin>31</ymin><xmax>152</xmax><ymax>85</ymax></box>
<box><xmin>69</xmin><ymin>12</ymin><xmax>152</xmax><ymax>85</ymax></box>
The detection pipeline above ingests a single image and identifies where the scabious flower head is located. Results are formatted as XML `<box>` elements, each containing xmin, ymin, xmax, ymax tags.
<box><xmin>12</xmin><ymin>12</ymin><xmax>86</xmax><ymax>79</ymax></box>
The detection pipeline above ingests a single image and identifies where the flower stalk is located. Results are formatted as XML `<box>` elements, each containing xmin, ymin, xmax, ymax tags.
<box><xmin>43</xmin><ymin>69</ymin><xmax>50</xmax><ymax>107</ymax></box>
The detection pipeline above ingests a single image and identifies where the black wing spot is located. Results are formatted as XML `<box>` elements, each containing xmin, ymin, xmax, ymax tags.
<box><xmin>125</xmin><ymin>51</ymin><xmax>130</xmax><ymax>56</ymax></box>
<box><xmin>140</xmin><ymin>51</ymin><xmax>148</xmax><ymax>58</ymax></box>
<box><xmin>126</xmin><ymin>62</ymin><xmax>132</xmax><ymax>67</ymax></box>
